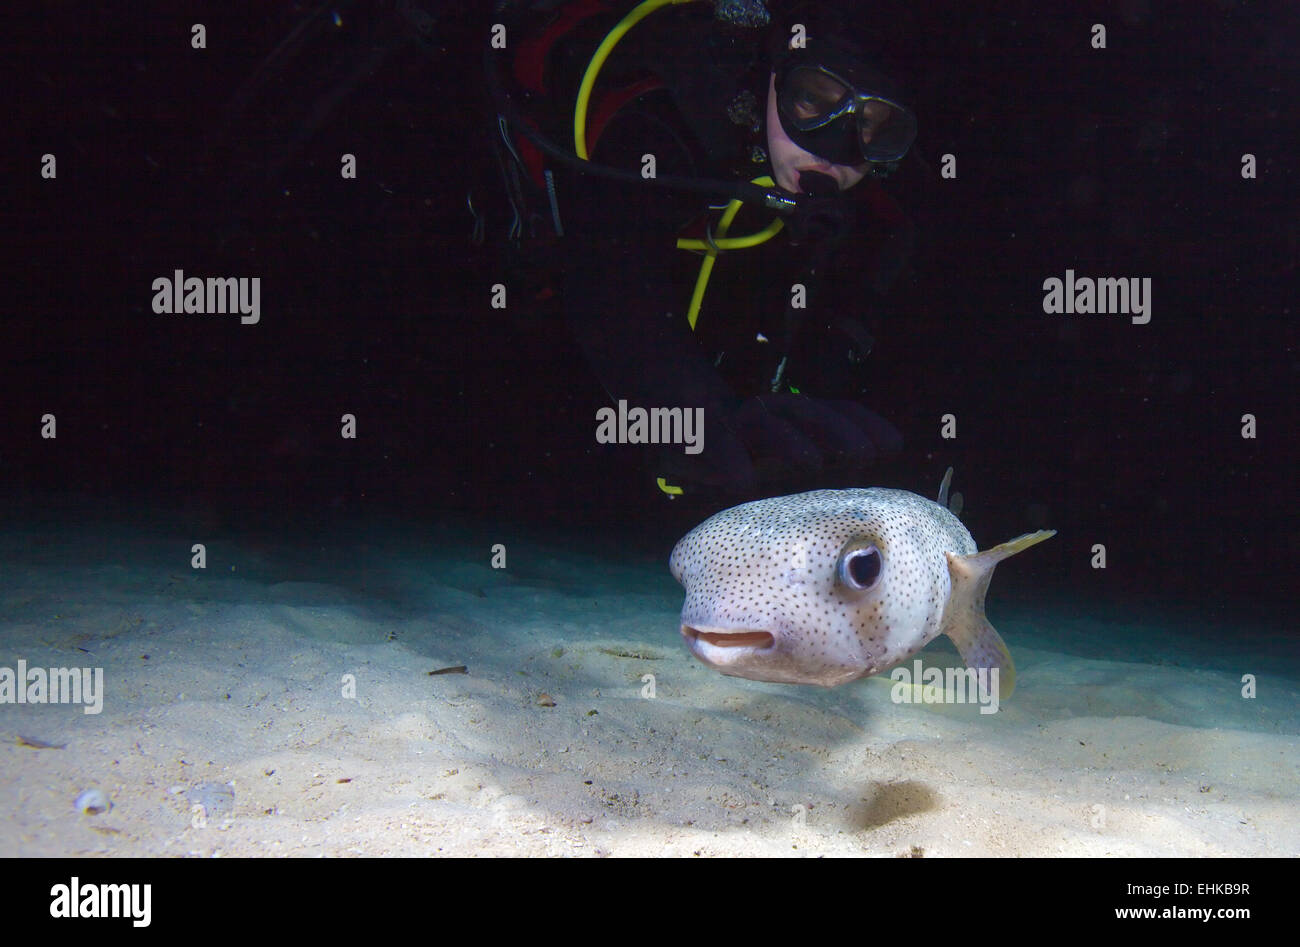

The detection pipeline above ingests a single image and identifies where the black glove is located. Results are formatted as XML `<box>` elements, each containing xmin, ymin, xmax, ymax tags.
<box><xmin>655</xmin><ymin>391</ymin><xmax>901</xmax><ymax>494</ymax></box>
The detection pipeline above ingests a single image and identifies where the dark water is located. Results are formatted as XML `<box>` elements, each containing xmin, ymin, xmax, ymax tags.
<box><xmin>1</xmin><ymin>4</ymin><xmax>1297</xmax><ymax>862</ymax></box>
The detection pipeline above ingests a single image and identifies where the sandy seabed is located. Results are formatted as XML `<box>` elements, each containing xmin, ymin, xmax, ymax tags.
<box><xmin>2</xmin><ymin>514</ymin><xmax>1296</xmax><ymax>858</ymax></box>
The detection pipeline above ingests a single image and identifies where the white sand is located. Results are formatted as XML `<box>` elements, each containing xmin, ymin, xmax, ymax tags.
<box><xmin>2</xmin><ymin>514</ymin><xmax>1297</xmax><ymax>857</ymax></box>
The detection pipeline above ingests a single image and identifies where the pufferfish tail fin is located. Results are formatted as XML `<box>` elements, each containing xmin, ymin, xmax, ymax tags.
<box><xmin>941</xmin><ymin>530</ymin><xmax>1055</xmax><ymax>700</ymax></box>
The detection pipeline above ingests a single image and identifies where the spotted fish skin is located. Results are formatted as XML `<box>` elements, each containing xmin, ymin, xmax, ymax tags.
<box><xmin>669</xmin><ymin>487</ymin><xmax>1053</xmax><ymax>695</ymax></box>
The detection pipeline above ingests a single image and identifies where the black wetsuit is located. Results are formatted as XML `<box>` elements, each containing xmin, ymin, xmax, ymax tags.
<box><xmin>539</xmin><ymin>3</ymin><xmax>907</xmax><ymax>492</ymax></box>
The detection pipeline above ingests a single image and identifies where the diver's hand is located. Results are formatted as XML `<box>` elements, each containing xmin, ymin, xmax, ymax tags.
<box><xmin>734</xmin><ymin>393</ymin><xmax>901</xmax><ymax>480</ymax></box>
<box><xmin>657</xmin><ymin>393</ymin><xmax>901</xmax><ymax>494</ymax></box>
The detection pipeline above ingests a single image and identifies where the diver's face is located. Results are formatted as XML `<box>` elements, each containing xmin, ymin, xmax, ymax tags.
<box><xmin>765</xmin><ymin>72</ymin><xmax>868</xmax><ymax>193</ymax></box>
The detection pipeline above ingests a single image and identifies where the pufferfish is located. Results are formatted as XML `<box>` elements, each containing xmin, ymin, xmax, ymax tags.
<box><xmin>669</xmin><ymin>473</ymin><xmax>1053</xmax><ymax>699</ymax></box>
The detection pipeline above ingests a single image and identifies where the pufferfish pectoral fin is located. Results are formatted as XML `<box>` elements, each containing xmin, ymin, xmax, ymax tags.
<box><xmin>941</xmin><ymin>530</ymin><xmax>1055</xmax><ymax>701</ymax></box>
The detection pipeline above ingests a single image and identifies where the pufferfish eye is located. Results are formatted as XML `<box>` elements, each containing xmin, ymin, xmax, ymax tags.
<box><xmin>837</xmin><ymin>540</ymin><xmax>883</xmax><ymax>591</ymax></box>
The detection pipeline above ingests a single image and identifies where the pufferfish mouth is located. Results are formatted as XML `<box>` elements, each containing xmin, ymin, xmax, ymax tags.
<box><xmin>681</xmin><ymin>626</ymin><xmax>776</xmax><ymax>651</ymax></box>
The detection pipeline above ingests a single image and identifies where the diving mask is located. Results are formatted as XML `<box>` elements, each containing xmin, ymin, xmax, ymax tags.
<box><xmin>775</xmin><ymin>57</ymin><xmax>916</xmax><ymax>168</ymax></box>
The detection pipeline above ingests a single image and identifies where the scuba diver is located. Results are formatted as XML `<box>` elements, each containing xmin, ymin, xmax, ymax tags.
<box><xmin>485</xmin><ymin>0</ymin><xmax>919</xmax><ymax>497</ymax></box>
<box><xmin>193</xmin><ymin>0</ymin><xmax>917</xmax><ymax>499</ymax></box>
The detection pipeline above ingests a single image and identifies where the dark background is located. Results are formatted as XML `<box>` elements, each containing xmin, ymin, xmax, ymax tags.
<box><xmin>3</xmin><ymin>1</ymin><xmax>1296</xmax><ymax>624</ymax></box>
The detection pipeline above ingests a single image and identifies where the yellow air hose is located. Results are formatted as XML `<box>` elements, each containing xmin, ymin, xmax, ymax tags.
<box><xmin>572</xmin><ymin>0</ymin><xmax>788</xmax><ymax>331</ymax></box>
<box><xmin>679</xmin><ymin>177</ymin><xmax>784</xmax><ymax>330</ymax></box>
<box><xmin>574</xmin><ymin>0</ymin><xmax>699</xmax><ymax>160</ymax></box>
<box><xmin>569</xmin><ymin>0</ymin><xmax>796</xmax><ymax>496</ymax></box>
